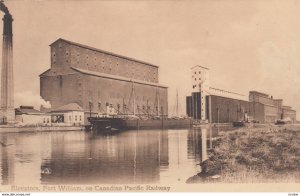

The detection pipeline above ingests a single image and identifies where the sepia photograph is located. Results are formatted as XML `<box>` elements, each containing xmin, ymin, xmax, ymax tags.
<box><xmin>0</xmin><ymin>0</ymin><xmax>299</xmax><ymax>194</ymax></box>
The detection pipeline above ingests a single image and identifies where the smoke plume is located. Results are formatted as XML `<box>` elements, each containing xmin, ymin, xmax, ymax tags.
<box><xmin>15</xmin><ymin>91</ymin><xmax>51</xmax><ymax>110</ymax></box>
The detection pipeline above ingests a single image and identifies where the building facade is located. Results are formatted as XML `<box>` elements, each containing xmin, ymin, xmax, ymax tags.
<box><xmin>191</xmin><ymin>65</ymin><xmax>210</xmax><ymax>121</ymax></box>
<box><xmin>15</xmin><ymin>106</ymin><xmax>51</xmax><ymax>126</ymax></box>
<box><xmin>40</xmin><ymin>39</ymin><xmax>168</xmax><ymax>123</ymax></box>
<box><xmin>249</xmin><ymin>91</ymin><xmax>296</xmax><ymax>123</ymax></box>
<box><xmin>51</xmin><ymin>103</ymin><xmax>84</xmax><ymax>126</ymax></box>
<box><xmin>186</xmin><ymin>67</ymin><xmax>297</xmax><ymax>124</ymax></box>
<box><xmin>187</xmin><ymin>91</ymin><xmax>296</xmax><ymax>124</ymax></box>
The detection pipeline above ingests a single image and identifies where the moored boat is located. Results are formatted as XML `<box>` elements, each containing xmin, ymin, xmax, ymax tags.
<box><xmin>233</xmin><ymin>121</ymin><xmax>245</xmax><ymax>127</ymax></box>
<box><xmin>87</xmin><ymin>116</ymin><xmax>192</xmax><ymax>132</ymax></box>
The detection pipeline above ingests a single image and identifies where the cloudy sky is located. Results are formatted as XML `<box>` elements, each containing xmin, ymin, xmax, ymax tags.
<box><xmin>3</xmin><ymin>0</ymin><xmax>300</xmax><ymax>118</ymax></box>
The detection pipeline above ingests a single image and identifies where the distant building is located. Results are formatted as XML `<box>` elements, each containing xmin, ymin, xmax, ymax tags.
<box><xmin>15</xmin><ymin>106</ymin><xmax>51</xmax><ymax>126</ymax></box>
<box><xmin>186</xmin><ymin>66</ymin><xmax>296</xmax><ymax>123</ymax></box>
<box><xmin>51</xmin><ymin>103</ymin><xmax>84</xmax><ymax>126</ymax></box>
<box><xmin>249</xmin><ymin>91</ymin><xmax>296</xmax><ymax>123</ymax></box>
<box><xmin>40</xmin><ymin>38</ymin><xmax>168</xmax><ymax>123</ymax></box>
<box><xmin>191</xmin><ymin>65</ymin><xmax>210</xmax><ymax>120</ymax></box>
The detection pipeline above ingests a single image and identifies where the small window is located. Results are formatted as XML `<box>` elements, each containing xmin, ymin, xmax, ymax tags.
<box><xmin>75</xmin><ymin>115</ymin><xmax>77</xmax><ymax>121</ymax></box>
<box><xmin>43</xmin><ymin>118</ymin><xmax>46</xmax><ymax>123</ymax></box>
<box><xmin>47</xmin><ymin>118</ymin><xmax>49</xmax><ymax>123</ymax></box>
<box><xmin>79</xmin><ymin>115</ymin><xmax>82</xmax><ymax>121</ymax></box>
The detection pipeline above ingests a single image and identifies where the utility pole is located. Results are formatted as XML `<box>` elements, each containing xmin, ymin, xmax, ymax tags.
<box><xmin>147</xmin><ymin>100</ymin><xmax>149</xmax><ymax>119</ymax></box>
<box><xmin>89</xmin><ymin>101</ymin><xmax>92</xmax><ymax>118</ymax></box>
<box><xmin>132</xmin><ymin>81</ymin><xmax>136</xmax><ymax>116</ymax></box>
<box><xmin>156</xmin><ymin>86</ymin><xmax>160</xmax><ymax>116</ymax></box>
<box><xmin>217</xmin><ymin>107</ymin><xmax>220</xmax><ymax>135</ymax></box>
<box><xmin>123</xmin><ymin>98</ymin><xmax>125</xmax><ymax>114</ymax></box>
<box><xmin>176</xmin><ymin>88</ymin><xmax>179</xmax><ymax>117</ymax></box>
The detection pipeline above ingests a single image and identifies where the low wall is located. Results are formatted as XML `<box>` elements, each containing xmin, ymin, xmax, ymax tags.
<box><xmin>0</xmin><ymin>126</ymin><xmax>84</xmax><ymax>133</ymax></box>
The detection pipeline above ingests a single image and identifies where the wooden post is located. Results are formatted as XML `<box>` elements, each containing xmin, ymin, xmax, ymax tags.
<box><xmin>89</xmin><ymin>101</ymin><xmax>92</xmax><ymax>118</ymax></box>
<box><xmin>201</xmin><ymin>128</ymin><xmax>207</xmax><ymax>161</ymax></box>
<box><xmin>209</xmin><ymin>125</ymin><xmax>212</xmax><ymax>149</ymax></box>
<box><xmin>217</xmin><ymin>107</ymin><xmax>220</xmax><ymax>135</ymax></box>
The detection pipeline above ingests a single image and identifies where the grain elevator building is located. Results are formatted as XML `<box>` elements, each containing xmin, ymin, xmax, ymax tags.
<box><xmin>40</xmin><ymin>39</ymin><xmax>168</xmax><ymax>123</ymax></box>
<box><xmin>186</xmin><ymin>65</ymin><xmax>296</xmax><ymax>123</ymax></box>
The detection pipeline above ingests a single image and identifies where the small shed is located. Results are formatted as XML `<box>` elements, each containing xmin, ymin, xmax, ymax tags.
<box><xmin>15</xmin><ymin>106</ymin><xmax>51</xmax><ymax>126</ymax></box>
<box><xmin>51</xmin><ymin>103</ymin><xmax>84</xmax><ymax>126</ymax></box>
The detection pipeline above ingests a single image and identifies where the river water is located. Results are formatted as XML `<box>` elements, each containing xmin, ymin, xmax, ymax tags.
<box><xmin>0</xmin><ymin>128</ymin><xmax>212</xmax><ymax>185</ymax></box>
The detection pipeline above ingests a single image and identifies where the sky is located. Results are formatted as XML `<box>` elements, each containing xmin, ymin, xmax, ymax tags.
<box><xmin>2</xmin><ymin>0</ymin><xmax>300</xmax><ymax>119</ymax></box>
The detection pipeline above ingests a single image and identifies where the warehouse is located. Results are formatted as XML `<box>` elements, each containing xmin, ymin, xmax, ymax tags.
<box><xmin>15</xmin><ymin>106</ymin><xmax>51</xmax><ymax>126</ymax></box>
<box><xmin>40</xmin><ymin>39</ymin><xmax>168</xmax><ymax>123</ymax></box>
<box><xmin>186</xmin><ymin>90</ymin><xmax>296</xmax><ymax>124</ymax></box>
<box><xmin>186</xmin><ymin>65</ymin><xmax>296</xmax><ymax>124</ymax></box>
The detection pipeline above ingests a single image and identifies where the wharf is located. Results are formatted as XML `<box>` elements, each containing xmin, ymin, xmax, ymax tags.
<box><xmin>0</xmin><ymin>125</ymin><xmax>84</xmax><ymax>133</ymax></box>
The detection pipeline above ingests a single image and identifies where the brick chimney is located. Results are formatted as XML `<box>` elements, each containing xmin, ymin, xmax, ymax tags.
<box><xmin>0</xmin><ymin>3</ymin><xmax>14</xmax><ymax>124</ymax></box>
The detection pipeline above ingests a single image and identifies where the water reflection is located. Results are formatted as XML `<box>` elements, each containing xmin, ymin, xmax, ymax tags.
<box><xmin>0</xmin><ymin>135</ymin><xmax>14</xmax><ymax>185</ymax></box>
<box><xmin>0</xmin><ymin>128</ymin><xmax>214</xmax><ymax>185</ymax></box>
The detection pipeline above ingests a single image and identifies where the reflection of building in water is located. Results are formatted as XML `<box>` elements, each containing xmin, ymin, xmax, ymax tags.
<box><xmin>187</xmin><ymin>128</ymin><xmax>211</xmax><ymax>163</ymax></box>
<box><xmin>187</xmin><ymin>128</ymin><xmax>201</xmax><ymax>161</ymax></box>
<box><xmin>40</xmin><ymin>130</ymin><xmax>169</xmax><ymax>184</ymax></box>
<box><xmin>187</xmin><ymin>127</ymin><xmax>215</xmax><ymax>164</ymax></box>
<box><xmin>186</xmin><ymin>65</ymin><xmax>297</xmax><ymax>123</ymax></box>
<box><xmin>0</xmin><ymin>135</ymin><xmax>15</xmax><ymax>185</ymax></box>
<box><xmin>0</xmin><ymin>133</ymin><xmax>53</xmax><ymax>185</ymax></box>
<box><xmin>159</xmin><ymin>131</ymin><xmax>169</xmax><ymax>169</ymax></box>
<box><xmin>13</xmin><ymin>135</ymin><xmax>42</xmax><ymax>184</ymax></box>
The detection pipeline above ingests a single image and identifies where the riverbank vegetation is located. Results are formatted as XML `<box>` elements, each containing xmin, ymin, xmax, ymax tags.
<box><xmin>187</xmin><ymin>125</ymin><xmax>300</xmax><ymax>183</ymax></box>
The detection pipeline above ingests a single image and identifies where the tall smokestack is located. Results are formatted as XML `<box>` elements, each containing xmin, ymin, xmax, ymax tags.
<box><xmin>0</xmin><ymin>1</ymin><xmax>14</xmax><ymax>124</ymax></box>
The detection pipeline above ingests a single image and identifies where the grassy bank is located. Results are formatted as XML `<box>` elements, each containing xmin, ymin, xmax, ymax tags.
<box><xmin>187</xmin><ymin>125</ymin><xmax>300</xmax><ymax>183</ymax></box>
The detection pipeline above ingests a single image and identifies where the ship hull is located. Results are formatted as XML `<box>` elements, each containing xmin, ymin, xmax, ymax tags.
<box><xmin>88</xmin><ymin>117</ymin><xmax>193</xmax><ymax>132</ymax></box>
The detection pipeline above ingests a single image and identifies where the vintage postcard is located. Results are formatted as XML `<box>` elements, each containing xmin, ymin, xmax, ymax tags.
<box><xmin>0</xmin><ymin>0</ymin><xmax>299</xmax><ymax>194</ymax></box>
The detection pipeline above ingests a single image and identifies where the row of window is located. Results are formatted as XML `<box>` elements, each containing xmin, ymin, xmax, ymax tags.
<box><xmin>69</xmin><ymin>115</ymin><xmax>82</xmax><ymax>122</ymax></box>
<box><xmin>89</xmin><ymin>90</ymin><xmax>162</xmax><ymax>102</ymax></box>
<box><xmin>51</xmin><ymin>49</ymin><xmax>158</xmax><ymax>82</ymax></box>
<box><xmin>43</xmin><ymin>118</ymin><xmax>50</xmax><ymax>123</ymax></box>
<box><xmin>52</xmin><ymin>50</ymin><xmax>156</xmax><ymax>70</ymax></box>
<box><xmin>90</xmin><ymin>102</ymin><xmax>163</xmax><ymax>109</ymax></box>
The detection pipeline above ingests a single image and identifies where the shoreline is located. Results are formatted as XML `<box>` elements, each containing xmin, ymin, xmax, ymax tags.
<box><xmin>0</xmin><ymin>125</ymin><xmax>84</xmax><ymax>133</ymax></box>
<box><xmin>1</xmin><ymin>123</ymin><xmax>299</xmax><ymax>134</ymax></box>
<box><xmin>186</xmin><ymin>124</ymin><xmax>300</xmax><ymax>183</ymax></box>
